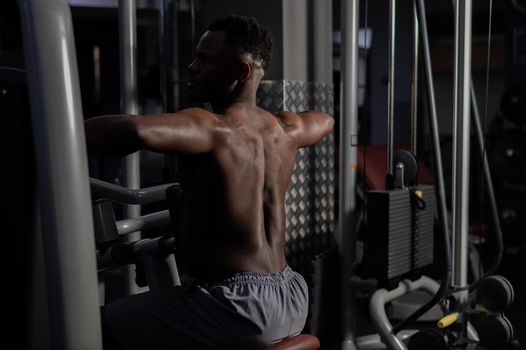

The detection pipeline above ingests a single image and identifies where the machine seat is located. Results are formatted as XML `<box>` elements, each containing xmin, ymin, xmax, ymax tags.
<box><xmin>264</xmin><ymin>334</ymin><xmax>320</xmax><ymax>350</ymax></box>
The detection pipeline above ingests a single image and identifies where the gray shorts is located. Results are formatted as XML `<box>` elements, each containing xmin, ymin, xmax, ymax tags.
<box><xmin>103</xmin><ymin>265</ymin><xmax>309</xmax><ymax>350</ymax></box>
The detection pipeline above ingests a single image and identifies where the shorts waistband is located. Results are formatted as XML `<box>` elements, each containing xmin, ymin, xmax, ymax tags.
<box><xmin>211</xmin><ymin>265</ymin><xmax>296</xmax><ymax>286</ymax></box>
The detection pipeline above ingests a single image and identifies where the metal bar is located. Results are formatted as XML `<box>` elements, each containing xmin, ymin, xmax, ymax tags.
<box><xmin>339</xmin><ymin>0</ymin><xmax>359</xmax><ymax>349</ymax></box>
<box><xmin>386</xmin><ymin>0</ymin><xmax>396</xmax><ymax>187</ymax></box>
<box><xmin>117</xmin><ymin>210</ymin><xmax>172</xmax><ymax>235</ymax></box>
<box><xmin>133</xmin><ymin>237</ymin><xmax>180</xmax><ymax>289</ymax></box>
<box><xmin>90</xmin><ymin>178</ymin><xmax>178</xmax><ymax>204</ymax></box>
<box><xmin>356</xmin><ymin>331</ymin><xmax>418</xmax><ymax>350</ymax></box>
<box><xmin>451</xmin><ymin>0</ymin><xmax>472</xmax><ymax>298</ymax></box>
<box><xmin>369</xmin><ymin>276</ymin><xmax>440</xmax><ymax>350</ymax></box>
<box><xmin>313</xmin><ymin>0</ymin><xmax>333</xmax><ymax>83</ymax></box>
<box><xmin>411</xmin><ymin>0</ymin><xmax>419</xmax><ymax>156</ymax></box>
<box><xmin>18</xmin><ymin>0</ymin><xmax>102</xmax><ymax>348</ymax></box>
<box><xmin>119</xmin><ymin>0</ymin><xmax>141</xmax><ymax>217</ymax></box>
<box><xmin>119</xmin><ymin>0</ymin><xmax>141</xmax><ymax>296</ymax></box>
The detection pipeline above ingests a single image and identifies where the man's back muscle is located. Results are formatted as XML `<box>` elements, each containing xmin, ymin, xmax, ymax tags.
<box><xmin>178</xmin><ymin>107</ymin><xmax>298</xmax><ymax>281</ymax></box>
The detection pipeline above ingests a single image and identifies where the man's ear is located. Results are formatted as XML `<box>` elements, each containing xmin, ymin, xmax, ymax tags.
<box><xmin>238</xmin><ymin>61</ymin><xmax>251</xmax><ymax>82</ymax></box>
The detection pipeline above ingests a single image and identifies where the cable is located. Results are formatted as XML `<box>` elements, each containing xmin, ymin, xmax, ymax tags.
<box><xmin>362</xmin><ymin>0</ymin><xmax>370</xmax><ymax>232</ymax></box>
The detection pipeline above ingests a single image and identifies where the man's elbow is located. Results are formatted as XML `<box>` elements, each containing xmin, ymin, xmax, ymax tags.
<box><xmin>320</xmin><ymin>114</ymin><xmax>334</xmax><ymax>138</ymax></box>
<box><xmin>325</xmin><ymin>114</ymin><xmax>335</xmax><ymax>134</ymax></box>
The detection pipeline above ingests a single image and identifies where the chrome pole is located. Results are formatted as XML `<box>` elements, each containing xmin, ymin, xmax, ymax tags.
<box><xmin>386</xmin><ymin>0</ymin><xmax>396</xmax><ymax>188</ymax></box>
<box><xmin>339</xmin><ymin>0</ymin><xmax>359</xmax><ymax>349</ymax></box>
<box><xmin>411</xmin><ymin>0</ymin><xmax>419</xmax><ymax>156</ymax></box>
<box><xmin>119</xmin><ymin>0</ymin><xmax>142</xmax><ymax>295</ymax></box>
<box><xmin>451</xmin><ymin>0</ymin><xmax>472</xmax><ymax>302</ymax></box>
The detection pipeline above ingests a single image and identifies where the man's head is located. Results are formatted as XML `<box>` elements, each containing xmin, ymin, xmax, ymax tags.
<box><xmin>187</xmin><ymin>14</ymin><xmax>273</xmax><ymax>104</ymax></box>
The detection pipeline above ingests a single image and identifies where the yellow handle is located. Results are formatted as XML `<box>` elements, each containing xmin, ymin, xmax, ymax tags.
<box><xmin>437</xmin><ymin>313</ymin><xmax>458</xmax><ymax>329</ymax></box>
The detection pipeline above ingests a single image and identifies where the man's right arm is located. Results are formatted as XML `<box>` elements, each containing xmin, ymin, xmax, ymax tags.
<box><xmin>276</xmin><ymin>111</ymin><xmax>334</xmax><ymax>148</ymax></box>
<box><xmin>85</xmin><ymin>108</ymin><xmax>219</xmax><ymax>158</ymax></box>
<box><xmin>84</xmin><ymin>115</ymin><xmax>143</xmax><ymax>158</ymax></box>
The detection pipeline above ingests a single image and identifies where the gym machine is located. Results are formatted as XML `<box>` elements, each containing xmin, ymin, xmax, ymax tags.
<box><xmin>91</xmin><ymin>178</ymin><xmax>182</xmax><ymax>295</ymax></box>
<box><xmin>338</xmin><ymin>0</ymin><xmax>518</xmax><ymax>349</ymax></box>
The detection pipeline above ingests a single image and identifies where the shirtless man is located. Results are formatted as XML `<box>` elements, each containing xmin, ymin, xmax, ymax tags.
<box><xmin>86</xmin><ymin>14</ymin><xmax>333</xmax><ymax>350</ymax></box>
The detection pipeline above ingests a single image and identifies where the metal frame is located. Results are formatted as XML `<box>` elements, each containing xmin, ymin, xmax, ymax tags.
<box><xmin>117</xmin><ymin>210</ymin><xmax>171</xmax><ymax>235</ymax></box>
<box><xmin>369</xmin><ymin>276</ymin><xmax>440</xmax><ymax>350</ymax></box>
<box><xmin>386</xmin><ymin>0</ymin><xmax>396</xmax><ymax>186</ymax></box>
<box><xmin>119</xmin><ymin>0</ymin><xmax>141</xmax><ymax>208</ymax></box>
<box><xmin>451</xmin><ymin>0</ymin><xmax>472</xmax><ymax>304</ymax></box>
<box><xmin>410</xmin><ymin>0</ymin><xmax>419</xmax><ymax>156</ymax></box>
<box><xmin>368</xmin><ymin>276</ymin><xmax>478</xmax><ymax>350</ymax></box>
<box><xmin>339</xmin><ymin>0</ymin><xmax>360</xmax><ymax>349</ymax></box>
<box><xmin>117</xmin><ymin>0</ymin><xmax>143</xmax><ymax>296</ymax></box>
<box><xmin>337</xmin><ymin>0</ymin><xmax>474</xmax><ymax>347</ymax></box>
<box><xmin>18</xmin><ymin>0</ymin><xmax>102</xmax><ymax>348</ymax></box>
<box><xmin>90</xmin><ymin>178</ymin><xmax>178</xmax><ymax>204</ymax></box>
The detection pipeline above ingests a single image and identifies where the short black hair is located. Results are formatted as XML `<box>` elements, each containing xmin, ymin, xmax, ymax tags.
<box><xmin>208</xmin><ymin>14</ymin><xmax>273</xmax><ymax>70</ymax></box>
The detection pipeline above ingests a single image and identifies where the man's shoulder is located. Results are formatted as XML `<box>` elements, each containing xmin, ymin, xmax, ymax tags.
<box><xmin>179</xmin><ymin>107</ymin><xmax>217</xmax><ymax>119</ymax></box>
<box><xmin>272</xmin><ymin>111</ymin><xmax>301</xmax><ymax>130</ymax></box>
<box><xmin>273</xmin><ymin>110</ymin><xmax>297</xmax><ymax>119</ymax></box>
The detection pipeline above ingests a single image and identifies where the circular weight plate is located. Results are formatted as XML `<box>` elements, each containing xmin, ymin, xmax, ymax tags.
<box><xmin>476</xmin><ymin>314</ymin><xmax>514</xmax><ymax>349</ymax></box>
<box><xmin>477</xmin><ymin>275</ymin><xmax>515</xmax><ymax>312</ymax></box>
<box><xmin>393</xmin><ymin>150</ymin><xmax>418</xmax><ymax>185</ymax></box>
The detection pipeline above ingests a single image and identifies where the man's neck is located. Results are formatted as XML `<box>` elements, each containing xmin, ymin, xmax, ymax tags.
<box><xmin>211</xmin><ymin>82</ymin><xmax>259</xmax><ymax>113</ymax></box>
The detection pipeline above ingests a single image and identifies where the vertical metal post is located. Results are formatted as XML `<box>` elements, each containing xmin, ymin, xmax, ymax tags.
<box><xmin>386</xmin><ymin>0</ymin><xmax>396</xmax><ymax>188</ymax></box>
<box><xmin>18</xmin><ymin>0</ymin><xmax>102</xmax><ymax>348</ymax></box>
<box><xmin>313</xmin><ymin>0</ymin><xmax>333</xmax><ymax>83</ymax></box>
<box><xmin>119</xmin><ymin>0</ymin><xmax>141</xmax><ymax>294</ymax></box>
<box><xmin>451</xmin><ymin>0</ymin><xmax>472</xmax><ymax>301</ymax></box>
<box><xmin>411</xmin><ymin>0</ymin><xmax>419</xmax><ymax>156</ymax></box>
<box><xmin>339</xmin><ymin>0</ymin><xmax>359</xmax><ymax>349</ymax></box>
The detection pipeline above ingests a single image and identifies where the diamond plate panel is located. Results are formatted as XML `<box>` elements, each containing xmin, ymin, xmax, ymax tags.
<box><xmin>256</xmin><ymin>81</ymin><xmax>284</xmax><ymax>113</ymax></box>
<box><xmin>256</xmin><ymin>80</ymin><xmax>335</xmax><ymax>247</ymax></box>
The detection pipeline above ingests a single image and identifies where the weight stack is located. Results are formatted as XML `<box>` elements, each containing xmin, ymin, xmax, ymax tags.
<box><xmin>363</xmin><ymin>185</ymin><xmax>435</xmax><ymax>287</ymax></box>
<box><xmin>413</xmin><ymin>185</ymin><xmax>435</xmax><ymax>269</ymax></box>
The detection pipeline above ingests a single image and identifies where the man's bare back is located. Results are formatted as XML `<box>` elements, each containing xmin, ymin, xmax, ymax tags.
<box><xmin>178</xmin><ymin>106</ymin><xmax>317</xmax><ymax>281</ymax></box>
<box><xmin>86</xmin><ymin>105</ymin><xmax>333</xmax><ymax>281</ymax></box>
